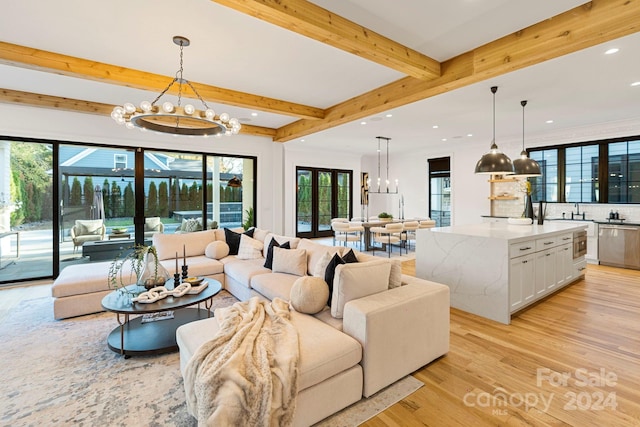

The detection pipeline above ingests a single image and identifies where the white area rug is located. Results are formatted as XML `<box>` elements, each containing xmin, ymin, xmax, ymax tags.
<box><xmin>1</xmin><ymin>293</ymin><xmax>422</xmax><ymax>426</ymax></box>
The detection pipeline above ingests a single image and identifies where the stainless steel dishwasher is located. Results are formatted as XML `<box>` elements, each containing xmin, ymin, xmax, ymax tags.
<box><xmin>598</xmin><ymin>224</ymin><xmax>640</xmax><ymax>269</ymax></box>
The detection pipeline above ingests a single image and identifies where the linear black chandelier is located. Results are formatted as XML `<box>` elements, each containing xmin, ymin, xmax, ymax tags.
<box><xmin>368</xmin><ymin>136</ymin><xmax>398</xmax><ymax>194</ymax></box>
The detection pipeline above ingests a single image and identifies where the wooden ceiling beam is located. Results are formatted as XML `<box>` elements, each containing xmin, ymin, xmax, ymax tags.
<box><xmin>0</xmin><ymin>88</ymin><xmax>277</xmax><ymax>138</ymax></box>
<box><xmin>212</xmin><ymin>0</ymin><xmax>440</xmax><ymax>80</ymax></box>
<box><xmin>0</xmin><ymin>41</ymin><xmax>324</xmax><ymax>121</ymax></box>
<box><xmin>274</xmin><ymin>0</ymin><xmax>640</xmax><ymax>142</ymax></box>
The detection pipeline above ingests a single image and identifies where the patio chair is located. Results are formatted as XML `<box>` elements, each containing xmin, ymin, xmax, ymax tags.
<box><xmin>70</xmin><ymin>219</ymin><xmax>106</xmax><ymax>252</ymax></box>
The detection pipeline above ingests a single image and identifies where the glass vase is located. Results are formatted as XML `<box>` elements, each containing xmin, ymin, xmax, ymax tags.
<box><xmin>137</xmin><ymin>249</ymin><xmax>170</xmax><ymax>290</ymax></box>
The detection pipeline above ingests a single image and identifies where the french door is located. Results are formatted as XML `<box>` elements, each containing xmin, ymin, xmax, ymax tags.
<box><xmin>296</xmin><ymin>167</ymin><xmax>352</xmax><ymax>238</ymax></box>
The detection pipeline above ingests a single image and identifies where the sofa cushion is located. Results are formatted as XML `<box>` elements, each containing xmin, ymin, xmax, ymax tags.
<box><xmin>290</xmin><ymin>276</ymin><xmax>329</xmax><ymax>314</ymax></box>
<box><xmin>53</xmin><ymin>261</ymin><xmax>127</xmax><ymax>298</ymax></box>
<box><xmin>153</xmin><ymin>229</ymin><xmax>217</xmax><ymax>260</ymax></box>
<box><xmin>224</xmin><ymin>228</ymin><xmax>254</xmax><ymax>255</ymax></box>
<box><xmin>223</xmin><ymin>258</ymin><xmax>271</xmax><ymax>290</ymax></box>
<box><xmin>312</xmin><ymin>252</ymin><xmax>332</xmax><ymax>278</ymax></box>
<box><xmin>251</xmin><ymin>272</ymin><xmax>301</xmax><ymax>301</ymax></box>
<box><xmin>356</xmin><ymin>252</ymin><xmax>402</xmax><ymax>289</ymax></box>
<box><xmin>324</xmin><ymin>251</ymin><xmax>359</xmax><ymax>306</ymax></box>
<box><xmin>263</xmin><ymin>233</ymin><xmax>300</xmax><ymax>258</ymax></box>
<box><xmin>160</xmin><ymin>255</ymin><xmax>224</xmax><ymax>277</ymax></box>
<box><xmin>297</xmin><ymin>239</ymin><xmax>344</xmax><ymax>277</ymax></box>
<box><xmin>75</xmin><ymin>219</ymin><xmax>103</xmax><ymax>235</ymax></box>
<box><xmin>272</xmin><ymin>247</ymin><xmax>307</xmax><ymax>276</ymax></box>
<box><xmin>331</xmin><ymin>259</ymin><xmax>391</xmax><ymax>318</ymax></box>
<box><xmin>205</xmin><ymin>241</ymin><xmax>230</xmax><ymax>260</ymax></box>
<box><xmin>236</xmin><ymin>234</ymin><xmax>264</xmax><ymax>260</ymax></box>
<box><xmin>263</xmin><ymin>239</ymin><xmax>291</xmax><ymax>269</ymax></box>
<box><xmin>251</xmin><ymin>227</ymin><xmax>270</xmax><ymax>243</ymax></box>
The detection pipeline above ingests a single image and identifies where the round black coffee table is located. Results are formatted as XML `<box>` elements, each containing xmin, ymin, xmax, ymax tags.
<box><xmin>101</xmin><ymin>278</ymin><xmax>222</xmax><ymax>358</ymax></box>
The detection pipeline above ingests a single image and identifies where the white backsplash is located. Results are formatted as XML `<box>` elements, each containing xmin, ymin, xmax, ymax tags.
<box><xmin>544</xmin><ymin>203</ymin><xmax>640</xmax><ymax>223</ymax></box>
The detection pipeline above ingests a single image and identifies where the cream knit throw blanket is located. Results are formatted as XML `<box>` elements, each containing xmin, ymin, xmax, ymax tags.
<box><xmin>184</xmin><ymin>297</ymin><xmax>299</xmax><ymax>427</ymax></box>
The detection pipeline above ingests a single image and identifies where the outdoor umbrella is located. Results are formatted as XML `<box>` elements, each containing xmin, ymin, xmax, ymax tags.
<box><xmin>92</xmin><ymin>185</ymin><xmax>105</xmax><ymax>220</ymax></box>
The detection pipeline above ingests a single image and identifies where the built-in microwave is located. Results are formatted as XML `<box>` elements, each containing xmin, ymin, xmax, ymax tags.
<box><xmin>573</xmin><ymin>230</ymin><xmax>587</xmax><ymax>259</ymax></box>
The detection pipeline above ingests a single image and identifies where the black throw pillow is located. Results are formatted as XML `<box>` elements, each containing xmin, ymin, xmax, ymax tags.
<box><xmin>263</xmin><ymin>239</ymin><xmax>291</xmax><ymax>269</ymax></box>
<box><xmin>324</xmin><ymin>253</ymin><xmax>345</xmax><ymax>306</ymax></box>
<box><xmin>225</xmin><ymin>228</ymin><xmax>255</xmax><ymax>255</ymax></box>
<box><xmin>342</xmin><ymin>248</ymin><xmax>359</xmax><ymax>264</ymax></box>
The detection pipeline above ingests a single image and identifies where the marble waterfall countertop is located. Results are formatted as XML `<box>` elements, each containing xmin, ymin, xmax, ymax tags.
<box><xmin>429</xmin><ymin>221</ymin><xmax>587</xmax><ymax>243</ymax></box>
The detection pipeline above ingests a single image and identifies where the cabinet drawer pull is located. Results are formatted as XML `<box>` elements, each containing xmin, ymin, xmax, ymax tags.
<box><xmin>520</xmin><ymin>246</ymin><xmax>532</xmax><ymax>251</ymax></box>
<box><xmin>546</xmin><ymin>253</ymin><xmax>552</xmax><ymax>256</ymax></box>
<box><xmin>562</xmin><ymin>237</ymin><xmax>571</xmax><ymax>241</ymax></box>
<box><xmin>544</xmin><ymin>241</ymin><xmax>554</xmax><ymax>245</ymax></box>
<box><xmin>522</xmin><ymin>260</ymin><xmax>528</xmax><ymax>264</ymax></box>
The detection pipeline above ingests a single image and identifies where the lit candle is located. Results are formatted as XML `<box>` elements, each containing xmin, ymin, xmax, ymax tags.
<box><xmin>183</xmin><ymin>245</ymin><xmax>186</xmax><ymax>266</ymax></box>
<box><xmin>175</xmin><ymin>252</ymin><xmax>179</xmax><ymax>274</ymax></box>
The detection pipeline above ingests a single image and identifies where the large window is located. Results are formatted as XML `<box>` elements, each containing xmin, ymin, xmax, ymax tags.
<box><xmin>529</xmin><ymin>135</ymin><xmax>640</xmax><ymax>204</ymax></box>
<box><xmin>428</xmin><ymin>157</ymin><xmax>450</xmax><ymax>227</ymax></box>
<box><xmin>530</xmin><ymin>149</ymin><xmax>558</xmax><ymax>203</ymax></box>
<box><xmin>608</xmin><ymin>140</ymin><xmax>640</xmax><ymax>203</ymax></box>
<box><xmin>565</xmin><ymin>145</ymin><xmax>599</xmax><ymax>203</ymax></box>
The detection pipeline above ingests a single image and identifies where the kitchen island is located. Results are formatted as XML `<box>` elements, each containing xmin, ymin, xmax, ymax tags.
<box><xmin>416</xmin><ymin>222</ymin><xmax>587</xmax><ymax>324</ymax></box>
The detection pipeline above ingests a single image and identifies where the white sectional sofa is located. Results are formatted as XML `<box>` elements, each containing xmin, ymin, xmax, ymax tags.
<box><xmin>51</xmin><ymin>228</ymin><xmax>450</xmax><ymax>426</ymax></box>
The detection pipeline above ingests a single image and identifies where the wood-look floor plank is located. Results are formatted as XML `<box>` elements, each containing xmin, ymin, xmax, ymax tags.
<box><xmin>364</xmin><ymin>262</ymin><xmax>640</xmax><ymax>427</ymax></box>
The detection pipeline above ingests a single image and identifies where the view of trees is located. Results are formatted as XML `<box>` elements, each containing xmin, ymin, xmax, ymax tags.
<box><xmin>8</xmin><ymin>143</ymin><xmax>53</xmax><ymax>226</ymax></box>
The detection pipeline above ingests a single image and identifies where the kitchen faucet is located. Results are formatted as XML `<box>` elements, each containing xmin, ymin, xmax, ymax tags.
<box><xmin>571</xmin><ymin>203</ymin><xmax>585</xmax><ymax>220</ymax></box>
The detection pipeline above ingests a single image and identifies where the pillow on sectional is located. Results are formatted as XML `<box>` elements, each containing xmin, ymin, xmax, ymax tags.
<box><xmin>331</xmin><ymin>259</ymin><xmax>391</xmax><ymax>318</ymax></box>
<box><xmin>264</xmin><ymin>239</ymin><xmax>291</xmax><ymax>269</ymax></box>
<box><xmin>341</xmin><ymin>248</ymin><xmax>358</xmax><ymax>264</ymax></box>
<box><xmin>205</xmin><ymin>241</ymin><xmax>230</xmax><ymax>260</ymax></box>
<box><xmin>272</xmin><ymin>247</ymin><xmax>307</xmax><ymax>276</ymax></box>
<box><xmin>224</xmin><ymin>227</ymin><xmax>255</xmax><ymax>255</ymax></box>
<box><xmin>356</xmin><ymin>252</ymin><xmax>402</xmax><ymax>289</ymax></box>
<box><xmin>312</xmin><ymin>251</ymin><xmax>333</xmax><ymax>277</ymax></box>
<box><xmin>236</xmin><ymin>234</ymin><xmax>264</xmax><ymax>260</ymax></box>
<box><xmin>251</xmin><ymin>227</ymin><xmax>270</xmax><ymax>243</ymax></box>
<box><xmin>290</xmin><ymin>276</ymin><xmax>329</xmax><ymax>314</ymax></box>
<box><xmin>324</xmin><ymin>251</ymin><xmax>358</xmax><ymax>306</ymax></box>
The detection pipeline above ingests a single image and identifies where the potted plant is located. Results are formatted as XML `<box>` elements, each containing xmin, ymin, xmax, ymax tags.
<box><xmin>242</xmin><ymin>206</ymin><xmax>255</xmax><ymax>231</ymax></box>
<box><xmin>378</xmin><ymin>212</ymin><xmax>393</xmax><ymax>222</ymax></box>
<box><xmin>108</xmin><ymin>245</ymin><xmax>170</xmax><ymax>297</ymax></box>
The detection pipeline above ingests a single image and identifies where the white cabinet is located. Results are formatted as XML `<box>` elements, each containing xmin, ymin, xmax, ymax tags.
<box><xmin>509</xmin><ymin>253</ymin><xmax>535</xmax><ymax>311</ymax></box>
<box><xmin>510</xmin><ymin>234</ymin><xmax>578</xmax><ymax>314</ymax></box>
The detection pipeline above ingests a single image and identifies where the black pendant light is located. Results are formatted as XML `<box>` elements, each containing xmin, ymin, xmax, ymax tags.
<box><xmin>475</xmin><ymin>86</ymin><xmax>514</xmax><ymax>175</ymax></box>
<box><xmin>512</xmin><ymin>100</ymin><xmax>542</xmax><ymax>177</ymax></box>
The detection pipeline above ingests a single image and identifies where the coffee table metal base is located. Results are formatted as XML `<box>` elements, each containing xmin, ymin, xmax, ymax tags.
<box><xmin>107</xmin><ymin>308</ymin><xmax>209</xmax><ymax>358</ymax></box>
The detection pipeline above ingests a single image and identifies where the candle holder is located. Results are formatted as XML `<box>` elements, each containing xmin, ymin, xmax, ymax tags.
<box><xmin>173</xmin><ymin>273</ymin><xmax>181</xmax><ymax>288</ymax></box>
<box><xmin>181</xmin><ymin>264</ymin><xmax>189</xmax><ymax>280</ymax></box>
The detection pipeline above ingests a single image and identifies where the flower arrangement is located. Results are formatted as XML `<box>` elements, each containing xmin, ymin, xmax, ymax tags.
<box><xmin>519</xmin><ymin>180</ymin><xmax>532</xmax><ymax>196</ymax></box>
<box><xmin>378</xmin><ymin>212</ymin><xmax>393</xmax><ymax>219</ymax></box>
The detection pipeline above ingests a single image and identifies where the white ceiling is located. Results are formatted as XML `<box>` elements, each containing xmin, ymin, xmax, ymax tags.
<box><xmin>1</xmin><ymin>0</ymin><xmax>639</xmax><ymax>155</ymax></box>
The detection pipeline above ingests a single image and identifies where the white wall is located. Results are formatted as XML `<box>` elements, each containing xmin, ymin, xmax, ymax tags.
<box><xmin>0</xmin><ymin>104</ymin><xmax>282</xmax><ymax>233</ymax></box>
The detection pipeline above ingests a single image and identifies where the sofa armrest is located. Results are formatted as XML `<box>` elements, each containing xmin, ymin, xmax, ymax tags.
<box><xmin>343</xmin><ymin>279</ymin><xmax>450</xmax><ymax>397</ymax></box>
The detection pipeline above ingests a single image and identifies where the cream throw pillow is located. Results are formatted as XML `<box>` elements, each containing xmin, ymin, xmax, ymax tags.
<box><xmin>330</xmin><ymin>259</ymin><xmax>391</xmax><ymax>318</ymax></box>
<box><xmin>272</xmin><ymin>247</ymin><xmax>307</xmax><ymax>276</ymax></box>
<box><xmin>236</xmin><ymin>234</ymin><xmax>264</xmax><ymax>260</ymax></box>
<box><xmin>312</xmin><ymin>251</ymin><xmax>333</xmax><ymax>278</ymax></box>
<box><xmin>205</xmin><ymin>241</ymin><xmax>230</xmax><ymax>260</ymax></box>
<box><xmin>290</xmin><ymin>276</ymin><xmax>329</xmax><ymax>314</ymax></box>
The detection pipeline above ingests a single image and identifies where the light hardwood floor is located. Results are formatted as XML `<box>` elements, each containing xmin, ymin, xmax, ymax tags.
<box><xmin>364</xmin><ymin>262</ymin><xmax>640</xmax><ymax>426</ymax></box>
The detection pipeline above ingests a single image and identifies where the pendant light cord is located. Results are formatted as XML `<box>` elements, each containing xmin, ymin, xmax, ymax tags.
<box><xmin>521</xmin><ymin>100</ymin><xmax>528</xmax><ymax>151</ymax></box>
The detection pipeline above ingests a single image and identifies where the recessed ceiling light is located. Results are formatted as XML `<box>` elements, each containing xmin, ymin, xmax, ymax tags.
<box><xmin>631</xmin><ymin>81</ymin><xmax>640</xmax><ymax>87</ymax></box>
<box><xmin>546</xmin><ymin>120</ymin><xmax>554</xmax><ymax>124</ymax></box>
<box><xmin>432</xmin><ymin>125</ymin><xmax>439</xmax><ymax>129</ymax></box>
<box><xmin>441</xmin><ymin>138</ymin><xmax>447</xmax><ymax>142</ymax></box>
<box><xmin>605</xmin><ymin>48</ymin><xmax>619</xmax><ymax>55</ymax></box>
<box><xmin>467</xmin><ymin>133</ymin><xmax>473</xmax><ymax>137</ymax></box>
<box><xmin>300</xmin><ymin>139</ymin><xmax>305</xmax><ymax>142</ymax></box>
<box><xmin>360</xmin><ymin>121</ymin><xmax>367</xmax><ymax>125</ymax></box>
<box><xmin>251</xmin><ymin>112</ymin><xmax>258</xmax><ymax>117</ymax></box>
<box><xmin>385</xmin><ymin>114</ymin><xmax>393</xmax><ymax>118</ymax></box>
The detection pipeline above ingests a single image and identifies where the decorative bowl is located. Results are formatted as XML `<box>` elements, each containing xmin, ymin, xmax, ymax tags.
<box><xmin>183</xmin><ymin>277</ymin><xmax>204</xmax><ymax>285</ymax></box>
<box><xmin>112</xmin><ymin>227</ymin><xmax>128</xmax><ymax>234</ymax></box>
